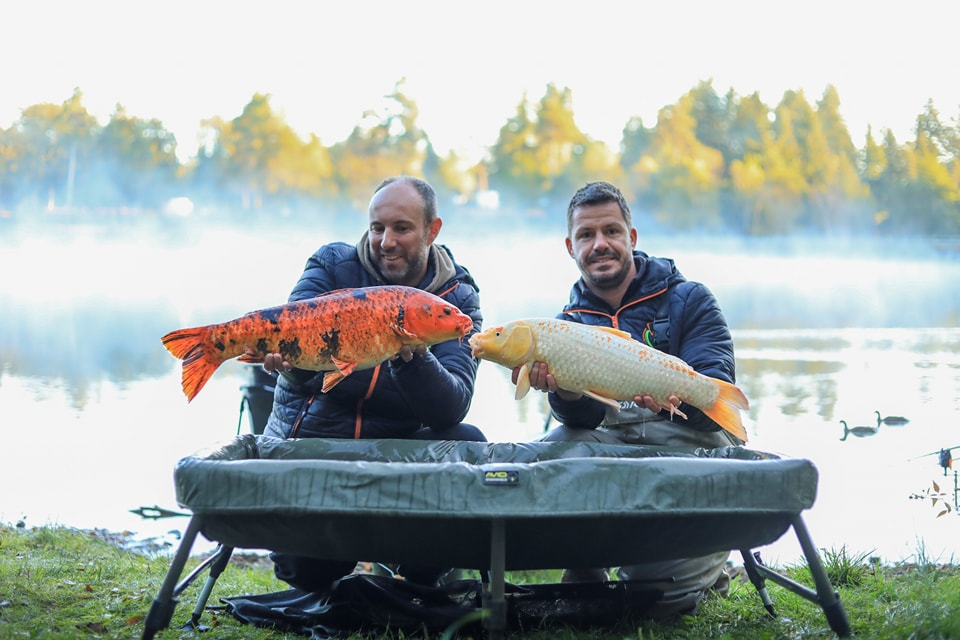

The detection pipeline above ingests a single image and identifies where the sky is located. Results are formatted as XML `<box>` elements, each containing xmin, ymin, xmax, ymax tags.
<box><xmin>3</xmin><ymin>0</ymin><xmax>959</xmax><ymax>164</ymax></box>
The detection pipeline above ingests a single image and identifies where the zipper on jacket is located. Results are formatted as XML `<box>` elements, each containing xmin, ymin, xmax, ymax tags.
<box><xmin>290</xmin><ymin>394</ymin><xmax>315</xmax><ymax>438</ymax></box>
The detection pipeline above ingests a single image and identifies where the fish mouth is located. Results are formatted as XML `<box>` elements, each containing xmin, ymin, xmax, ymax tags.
<box><xmin>468</xmin><ymin>334</ymin><xmax>483</xmax><ymax>357</ymax></box>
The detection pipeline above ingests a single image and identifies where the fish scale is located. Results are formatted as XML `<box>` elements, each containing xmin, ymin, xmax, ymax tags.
<box><xmin>469</xmin><ymin>317</ymin><xmax>748</xmax><ymax>441</ymax></box>
<box><xmin>536</xmin><ymin>321</ymin><xmax>718</xmax><ymax>408</ymax></box>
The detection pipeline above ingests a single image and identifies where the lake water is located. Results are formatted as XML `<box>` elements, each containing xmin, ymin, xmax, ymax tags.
<box><xmin>2</xmin><ymin>217</ymin><xmax>959</xmax><ymax>567</ymax></box>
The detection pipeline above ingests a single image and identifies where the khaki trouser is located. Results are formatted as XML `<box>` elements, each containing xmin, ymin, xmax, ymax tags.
<box><xmin>540</xmin><ymin>412</ymin><xmax>736</xmax><ymax>618</ymax></box>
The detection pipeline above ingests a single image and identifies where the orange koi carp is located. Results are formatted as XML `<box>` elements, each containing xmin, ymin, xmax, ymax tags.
<box><xmin>162</xmin><ymin>286</ymin><xmax>474</xmax><ymax>402</ymax></box>
<box><xmin>469</xmin><ymin>318</ymin><xmax>749</xmax><ymax>442</ymax></box>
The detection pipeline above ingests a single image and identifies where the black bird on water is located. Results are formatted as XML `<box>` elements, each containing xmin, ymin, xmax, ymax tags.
<box><xmin>839</xmin><ymin>420</ymin><xmax>879</xmax><ymax>441</ymax></box>
<box><xmin>875</xmin><ymin>411</ymin><xmax>909</xmax><ymax>427</ymax></box>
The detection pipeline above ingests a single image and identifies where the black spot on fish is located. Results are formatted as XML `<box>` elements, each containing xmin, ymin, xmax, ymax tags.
<box><xmin>279</xmin><ymin>337</ymin><xmax>302</xmax><ymax>361</ymax></box>
<box><xmin>320</xmin><ymin>329</ymin><xmax>340</xmax><ymax>357</ymax></box>
<box><xmin>396</xmin><ymin>305</ymin><xmax>405</xmax><ymax>330</ymax></box>
<box><xmin>256</xmin><ymin>338</ymin><xmax>269</xmax><ymax>354</ymax></box>
<box><xmin>214</xmin><ymin>340</ymin><xmax>226</xmax><ymax>352</ymax></box>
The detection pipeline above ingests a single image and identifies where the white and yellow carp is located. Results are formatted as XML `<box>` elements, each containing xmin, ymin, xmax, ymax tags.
<box><xmin>468</xmin><ymin>318</ymin><xmax>749</xmax><ymax>442</ymax></box>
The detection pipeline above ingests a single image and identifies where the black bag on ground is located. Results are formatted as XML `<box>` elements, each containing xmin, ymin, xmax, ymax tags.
<box><xmin>222</xmin><ymin>573</ymin><xmax>663</xmax><ymax>638</ymax></box>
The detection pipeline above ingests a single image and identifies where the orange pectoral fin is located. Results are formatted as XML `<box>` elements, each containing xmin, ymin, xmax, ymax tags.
<box><xmin>332</xmin><ymin>356</ymin><xmax>357</xmax><ymax>376</ymax></box>
<box><xmin>321</xmin><ymin>370</ymin><xmax>344</xmax><ymax>393</ymax></box>
<box><xmin>321</xmin><ymin>357</ymin><xmax>357</xmax><ymax>393</ymax></box>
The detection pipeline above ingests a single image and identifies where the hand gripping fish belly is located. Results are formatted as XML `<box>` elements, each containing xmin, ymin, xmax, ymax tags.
<box><xmin>161</xmin><ymin>286</ymin><xmax>474</xmax><ymax>402</ymax></box>
<box><xmin>469</xmin><ymin>318</ymin><xmax>749</xmax><ymax>442</ymax></box>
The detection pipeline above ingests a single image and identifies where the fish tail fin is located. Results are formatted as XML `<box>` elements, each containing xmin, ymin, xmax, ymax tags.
<box><xmin>161</xmin><ymin>327</ymin><xmax>222</xmax><ymax>402</ymax></box>
<box><xmin>702</xmin><ymin>379</ymin><xmax>750</xmax><ymax>442</ymax></box>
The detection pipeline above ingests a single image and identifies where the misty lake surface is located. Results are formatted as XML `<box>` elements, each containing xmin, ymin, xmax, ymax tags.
<box><xmin>1</xmin><ymin>216</ymin><xmax>959</xmax><ymax>567</ymax></box>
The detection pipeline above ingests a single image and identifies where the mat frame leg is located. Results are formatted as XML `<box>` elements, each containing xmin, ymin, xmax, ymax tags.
<box><xmin>142</xmin><ymin>516</ymin><xmax>202</xmax><ymax>639</ymax></box>
<box><xmin>184</xmin><ymin>544</ymin><xmax>234</xmax><ymax>630</ymax></box>
<box><xmin>482</xmin><ymin>518</ymin><xmax>507</xmax><ymax>640</ymax></box>
<box><xmin>740</xmin><ymin>515</ymin><xmax>851</xmax><ymax>638</ymax></box>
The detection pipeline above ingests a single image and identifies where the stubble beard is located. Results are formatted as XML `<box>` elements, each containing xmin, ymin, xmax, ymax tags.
<box><xmin>378</xmin><ymin>249</ymin><xmax>427</xmax><ymax>287</ymax></box>
<box><xmin>582</xmin><ymin>253</ymin><xmax>630</xmax><ymax>291</ymax></box>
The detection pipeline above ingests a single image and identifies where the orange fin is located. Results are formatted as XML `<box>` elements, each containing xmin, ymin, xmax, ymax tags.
<box><xmin>160</xmin><ymin>327</ymin><xmax>222</xmax><ymax>402</ymax></box>
<box><xmin>701</xmin><ymin>378</ymin><xmax>750</xmax><ymax>442</ymax></box>
<box><xmin>595</xmin><ymin>326</ymin><xmax>633</xmax><ymax>340</ymax></box>
<box><xmin>321</xmin><ymin>370</ymin><xmax>345</xmax><ymax>393</ymax></box>
<box><xmin>332</xmin><ymin>356</ymin><xmax>357</xmax><ymax>376</ymax></box>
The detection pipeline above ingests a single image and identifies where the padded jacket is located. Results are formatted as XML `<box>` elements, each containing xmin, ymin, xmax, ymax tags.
<box><xmin>548</xmin><ymin>250</ymin><xmax>737</xmax><ymax>434</ymax></box>
<box><xmin>263</xmin><ymin>241</ymin><xmax>482</xmax><ymax>439</ymax></box>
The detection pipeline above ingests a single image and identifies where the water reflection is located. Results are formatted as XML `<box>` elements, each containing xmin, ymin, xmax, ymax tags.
<box><xmin>0</xmin><ymin>297</ymin><xmax>176</xmax><ymax>407</ymax></box>
<box><xmin>2</xmin><ymin>224</ymin><xmax>960</xmax><ymax>566</ymax></box>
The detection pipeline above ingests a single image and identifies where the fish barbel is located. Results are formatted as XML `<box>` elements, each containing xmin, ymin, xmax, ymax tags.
<box><xmin>469</xmin><ymin>318</ymin><xmax>749</xmax><ymax>441</ymax></box>
<box><xmin>162</xmin><ymin>286</ymin><xmax>474</xmax><ymax>402</ymax></box>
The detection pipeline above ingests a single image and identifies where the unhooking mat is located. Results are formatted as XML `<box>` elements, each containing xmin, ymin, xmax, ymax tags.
<box><xmin>143</xmin><ymin>435</ymin><xmax>850</xmax><ymax>639</ymax></box>
<box><xmin>174</xmin><ymin>435</ymin><xmax>817</xmax><ymax>570</ymax></box>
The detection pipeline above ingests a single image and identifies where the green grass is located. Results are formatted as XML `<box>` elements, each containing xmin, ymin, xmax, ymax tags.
<box><xmin>2</xmin><ymin>524</ymin><xmax>959</xmax><ymax>639</ymax></box>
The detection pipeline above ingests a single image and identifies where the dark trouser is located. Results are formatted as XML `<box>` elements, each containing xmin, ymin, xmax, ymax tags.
<box><xmin>540</xmin><ymin>421</ymin><xmax>733</xmax><ymax>618</ymax></box>
<box><xmin>271</xmin><ymin>423</ymin><xmax>485</xmax><ymax>593</ymax></box>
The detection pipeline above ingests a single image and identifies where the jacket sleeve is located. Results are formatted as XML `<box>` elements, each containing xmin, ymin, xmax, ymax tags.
<box><xmin>287</xmin><ymin>244</ymin><xmax>353</xmax><ymax>302</ymax></box>
<box><xmin>667</xmin><ymin>281</ymin><xmax>737</xmax><ymax>432</ymax></box>
<box><xmin>385</xmin><ymin>285</ymin><xmax>482</xmax><ymax>428</ymax></box>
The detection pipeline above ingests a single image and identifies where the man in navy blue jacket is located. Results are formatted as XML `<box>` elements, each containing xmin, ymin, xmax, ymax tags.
<box><xmin>518</xmin><ymin>181</ymin><xmax>742</xmax><ymax>617</ymax></box>
<box><xmin>262</xmin><ymin>175</ymin><xmax>485</xmax><ymax>593</ymax></box>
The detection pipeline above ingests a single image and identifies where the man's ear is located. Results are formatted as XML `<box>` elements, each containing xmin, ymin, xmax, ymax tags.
<box><xmin>565</xmin><ymin>236</ymin><xmax>574</xmax><ymax>257</ymax></box>
<box><xmin>427</xmin><ymin>218</ymin><xmax>443</xmax><ymax>244</ymax></box>
<box><xmin>630</xmin><ymin>227</ymin><xmax>637</xmax><ymax>248</ymax></box>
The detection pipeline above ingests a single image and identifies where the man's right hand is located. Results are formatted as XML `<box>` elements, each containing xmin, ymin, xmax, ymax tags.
<box><xmin>262</xmin><ymin>353</ymin><xmax>291</xmax><ymax>373</ymax></box>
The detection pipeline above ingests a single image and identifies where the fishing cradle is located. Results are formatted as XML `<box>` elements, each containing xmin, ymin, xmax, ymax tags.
<box><xmin>141</xmin><ymin>435</ymin><xmax>851</xmax><ymax>638</ymax></box>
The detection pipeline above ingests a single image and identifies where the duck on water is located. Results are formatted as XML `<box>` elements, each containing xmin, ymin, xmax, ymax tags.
<box><xmin>840</xmin><ymin>419</ymin><xmax>879</xmax><ymax>441</ymax></box>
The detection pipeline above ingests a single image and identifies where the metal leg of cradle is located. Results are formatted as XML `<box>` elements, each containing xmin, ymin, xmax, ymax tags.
<box><xmin>482</xmin><ymin>518</ymin><xmax>507</xmax><ymax>640</ymax></box>
<box><xmin>142</xmin><ymin>517</ymin><xmax>236</xmax><ymax>639</ymax></box>
<box><xmin>740</xmin><ymin>515</ymin><xmax>851</xmax><ymax>638</ymax></box>
<box><xmin>184</xmin><ymin>543</ymin><xmax>235</xmax><ymax>629</ymax></box>
<box><xmin>142</xmin><ymin>516</ymin><xmax>202</xmax><ymax>639</ymax></box>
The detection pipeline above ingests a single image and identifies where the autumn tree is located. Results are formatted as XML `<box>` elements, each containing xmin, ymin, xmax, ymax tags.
<box><xmin>88</xmin><ymin>105</ymin><xmax>179</xmax><ymax>208</ymax></box>
<box><xmin>728</xmin><ymin>92</ymin><xmax>804</xmax><ymax>235</ymax></box>
<box><xmin>330</xmin><ymin>78</ymin><xmax>432</xmax><ymax>209</ymax></box>
<box><xmin>198</xmin><ymin>92</ymin><xmax>335</xmax><ymax>212</ymax></box>
<box><xmin>627</xmin><ymin>92</ymin><xmax>725</xmax><ymax>230</ymax></box>
<box><xmin>487</xmin><ymin>83</ymin><xmax>612</xmax><ymax>215</ymax></box>
<box><xmin>12</xmin><ymin>88</ymin><xmax>99</xmax><ymax>213</ymax></box>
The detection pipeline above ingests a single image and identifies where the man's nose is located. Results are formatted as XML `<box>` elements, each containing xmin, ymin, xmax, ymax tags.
<box><xmin>591</xmin><ymin>234</ymin><xmax>610</xmax><ymax>252</ymax></box>
<box><xmin>381</xmin><ymin>229</ymin><xmax>397</xmax><ymax>248</ymax></box>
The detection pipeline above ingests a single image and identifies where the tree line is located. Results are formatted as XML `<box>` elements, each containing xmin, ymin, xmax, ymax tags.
<box><xmin>1</xmin><ymin>79</ymin><xmax>958</xmax><ymax>236</ymax></box>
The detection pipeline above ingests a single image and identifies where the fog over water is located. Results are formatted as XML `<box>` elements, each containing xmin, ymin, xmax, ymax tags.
<box><xmin>1</xmin><ymin>217</ymin><xmax>959</xmax><ymax>566</ymax></box>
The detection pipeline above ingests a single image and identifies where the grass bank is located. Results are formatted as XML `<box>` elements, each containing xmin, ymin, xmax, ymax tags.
<box><xmin>1</xmin><ymin>524</ymin><xmax>958</xmax><ymax>639</ymax></box>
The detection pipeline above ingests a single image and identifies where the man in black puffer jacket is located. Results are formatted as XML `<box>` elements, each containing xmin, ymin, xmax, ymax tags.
<box><xmin>518</xmin><ymin>181</ymin><xmax>742</xmax><ymax>618</ymax></box>
<box><xmin>262</xmin><ymin>175</ymin><xmax>484</xmax><ymax>593</ymax></box>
